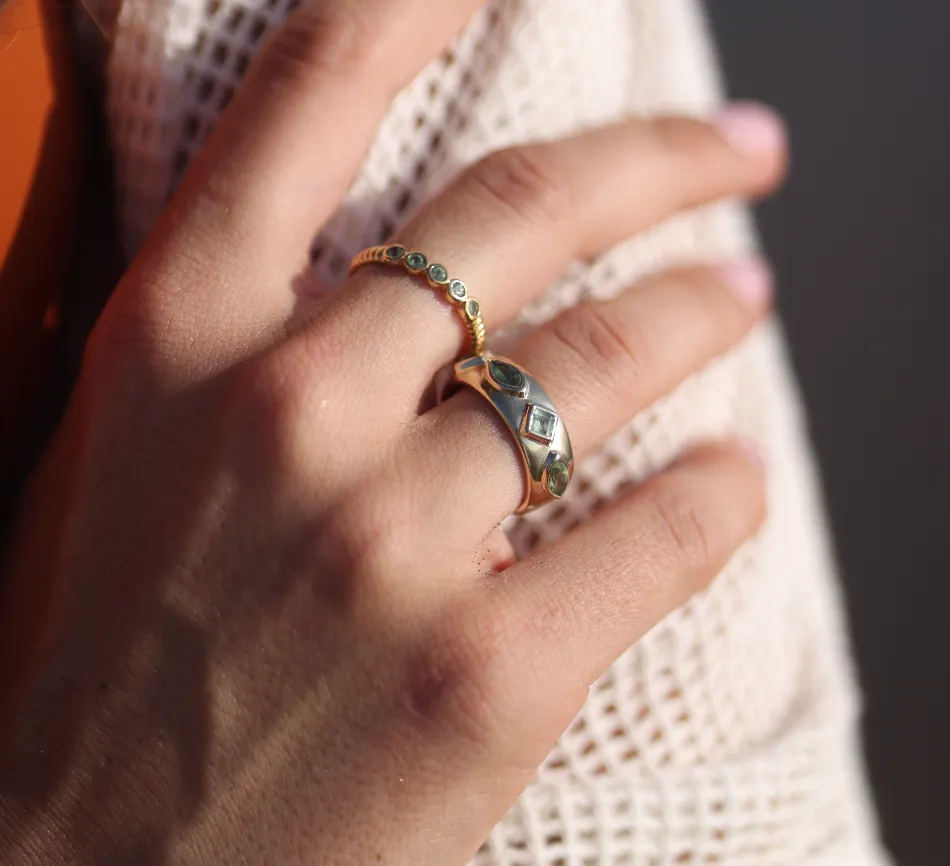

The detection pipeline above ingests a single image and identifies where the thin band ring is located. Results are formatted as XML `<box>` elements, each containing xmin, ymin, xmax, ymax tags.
<box><xmin>349</xmin><ymin>244</ymin><xmax>487</xmax><ymax>355</ymax></box>
<box><xmin>437</xmin><ymin>353</ymin><xmax>574</xmax><ymax>513</ymax></box>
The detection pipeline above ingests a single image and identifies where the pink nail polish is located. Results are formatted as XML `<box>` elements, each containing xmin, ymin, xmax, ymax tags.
<box><xmin>714</xmin><ymin>257</ymin><xmax>774</xmax><ymax>310</ymax></box>
<box><xmin>714</xmin><ymin>102</ymin><xmax>785</xmax><ymax>155</ymax></box>
<box><xmin>738</xmin><ymin>438</ymin><xmax>767</xmax><ymax>471</ymax></box>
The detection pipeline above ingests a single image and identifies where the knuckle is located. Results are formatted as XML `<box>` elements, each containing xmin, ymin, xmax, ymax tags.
<box><xmin>405</xmin><ymin>611</ymin><xmax>517</xmax><ymax>753</ymax></box>
<box><xmin>259</xmin><ymin>2</ymin><xmax>381</xmax><ymax>93</ymax></box>
<box><xmin>467</xmin><ymin>145</ymin><xmax>572</xmax><ymax>229</ymax></box>
<box><xmin>648</xmin><ymin>481</ymin><xmax>714</xmax><ymax>574</ymax></box>
<box><xmin>229</xmin><ymin>349</ymin><xmax>326</xmax><ymax>478</ymax></box>
<box><xmin>82</xmin><ymin>304</ymin><xmax>147</xmax><ymax>382</ymax></box>
<box><xmin>301</xmin><ymin>495</ymin><xmax>421</xmax><ymax>615</ymax></box>
<box><xmin>337</xmin><ymin>496</ymin><xmax>422</xmax><ymax>590</ymax></box>
<box><xmin>551</xmin><ymin>301</ymin><xmax>649</xmax><ymax>397</ymax></box>
<box><xmin>83</xmin><ymin>284</ymin><xmax>190</xmax><ymax>395</ymax></box>
<box><xmin>85</xmin><ymin>237</ymin><xmax>240</xmax><ymax>391</ymax></box>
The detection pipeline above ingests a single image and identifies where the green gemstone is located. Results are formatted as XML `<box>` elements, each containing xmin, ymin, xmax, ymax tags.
<box><xmin>525</xmin><ymin>404</ymin><xmax>558</xmax><ymax>442</ymax></box>
<box><xmin>406</xmin><ymin>252</ymin><xmax>427</xmax><ymax>271</ymax></box>
<box><xmin>448</xmin><ymin>279</ymin><xmax>467</xmax><ymax>301</ymax></box>
<box><xmin>384</xmin><ymin>245</ymin><xmax>406</xmax><ymax>261</ymax></box>
<box><xmin>428</xmin><ymin>263</ymin><xmax>449</xmax><ymax>285</ymax></box>
<box><xmin>488</xmin><ymin>359</ymin><xmax>525</xmax><ymax>392</ymax></box>
<box><xmin>465</xmin><ymin>298</ymin><xmax>480</xmax><ymax>318</ymax></box>
<box><xmin>546</xmin><ymin>459</ymin><xmax>570</xmax><ymax>498</ymax></box>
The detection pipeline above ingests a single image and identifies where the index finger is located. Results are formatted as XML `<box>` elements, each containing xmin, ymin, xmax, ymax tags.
<box><xmin>117</xmin><ymin>0</ymin><xmax>486</xmax><ymax>382</ymax></box>
<box><xmin>177</xmin><ymin>0</ymin><xmax>485</xmax><ymax>262</ymax></box>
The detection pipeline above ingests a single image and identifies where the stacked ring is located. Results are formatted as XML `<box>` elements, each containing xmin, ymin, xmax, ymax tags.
<box><xmin>351</xmin><ymin>245</ymin><xmax>572</xmax><ymax>512</ymax></box>
<box><xmin>437</xmin><ymin>353</ymin><xmax>574</xmax><ymax>513</ymax></box>
<box><xmin>349</xmin><ymin>244</ymin><xmax>487</xmax><ymax>355</ymax></box>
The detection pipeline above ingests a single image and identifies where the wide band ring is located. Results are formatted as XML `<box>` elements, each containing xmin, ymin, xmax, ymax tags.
<box><xmin>349</xmin><ymin>244</ymin><xmax>487</xmax><ymax>355</ymax></box>
<box><xmin>437</xmin><ymin>353</ymin><xmax>574</xmax><ymax>514</ymax></box>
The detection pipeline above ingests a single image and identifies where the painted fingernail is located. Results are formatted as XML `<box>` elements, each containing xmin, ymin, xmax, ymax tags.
<box><xmin>714</xmin><ymin>256</ymin><xmax>773</xmax><ymax>310</ymax></box>
<box><xmin>738</xmin><ymin>438</ymin><xmax>767</xmax><ymax>470</ymax></box>
<box><xmin>714</xmin><ymin>101</ymin><xmax>785</xmax><ymax>155</ymax></box>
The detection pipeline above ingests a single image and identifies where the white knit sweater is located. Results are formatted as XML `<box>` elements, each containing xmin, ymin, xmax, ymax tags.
<box><xmin>100</xmin><ymin>1</ymin><xmax>890</xmax><ymax>862</ymax></box>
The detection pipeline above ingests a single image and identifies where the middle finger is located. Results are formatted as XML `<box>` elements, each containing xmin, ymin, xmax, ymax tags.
<box><xmin>299</xmin><ymin>105</ymin><xmax>785</xmax><ymax>421</ymax></box>
<box><xmin>404</xmin><ymin>259</ymin><xmax>773</xmax><ymax>548</ymax></box>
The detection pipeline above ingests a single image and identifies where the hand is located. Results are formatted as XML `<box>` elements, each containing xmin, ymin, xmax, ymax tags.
<box><xmin>0</xmin><ymin>1</ymin><xmax>785</xmax><ymax>863</ymax></box>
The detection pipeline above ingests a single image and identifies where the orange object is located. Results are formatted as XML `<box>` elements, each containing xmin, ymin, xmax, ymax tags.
<box><xmin>0</xmin><ymin>0</ymin><xmax>82</xmax><ymax>493</ymax></box>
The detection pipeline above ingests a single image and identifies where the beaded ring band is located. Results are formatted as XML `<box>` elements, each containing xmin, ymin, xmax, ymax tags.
<box><xmin>348</xmin><ymin>244</ymin><xmax>487</xmax><ymax>356</ymax></box>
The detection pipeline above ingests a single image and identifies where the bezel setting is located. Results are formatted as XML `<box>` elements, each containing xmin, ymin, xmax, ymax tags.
<box><xmin>427</xmin><ymin>263</ymin><xmax>450</xmax><ymax>286</ymax></box>
<box><xmin>522</xmin><ymin>403</ymin><xmax>559</xmax><ymax>444</ymax></box>
<box><xmin>348</xmin><ymin>244</ymin><xmax>487</xmax><ymax>356</ymax></box>
<box><xmin>488</xmin><ymin>359</ymin><xmax>527</xmax><ymax>395</ymax></box>
<box><xmin>543</xmin><ymin>452</ymin><xmax>571</xmax><ymax>499</ymax></box>
<box><xmin>448</xmin><ymin>279</ymin><xmax>468</xmax><ymax>302</ymax></box>
<box><xmin>405</xmin><ymin>252</ymin><xmax>428</xmax><ymax>273</ymax></box>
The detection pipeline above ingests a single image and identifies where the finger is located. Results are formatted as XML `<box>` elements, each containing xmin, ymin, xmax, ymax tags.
<box><xmin>117</xmin><ymin>0</ymin><xmax>483</xmax><ymax>368</ymax></box>
<box><xmin>488</xmin><ymin>442</ymin><xmax>765</xmax><ymax>706</ymax></box>
<box><xmin>397</xmin><ymin>443</ymin><xmax>766</xmax><ymax>784</ymax></box>
<box><xmin>175</xmin><ymin>0</ymin><xmax>483</xmax><ymax>262</ymax></box>
<box><xmin>306</xmin><ymin>104</ymin><xmax>786</xmax><ymax>412</ymax></box>
<box><xmin>510</xmin><ymin>259</ymin><xmax>772</xmax><ymax>460</ymax></box>
<box><xmin>408</xmin><ymin>259</ymin><xmax>771</xmax><ymax>544</ymax></box>
<box><xmin>475</xmin><ymin>527</ymin><xmax>518</xmax><ymax>576</ymax></box>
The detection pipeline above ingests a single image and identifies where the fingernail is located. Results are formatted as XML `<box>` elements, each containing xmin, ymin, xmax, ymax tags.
<box><xmin>738</xmin><ymin>438</ymin><xmax>767</xmax><ymax>470</ymax></box>
<box><xmin>714</xmin><ymin>101</ymin><xmax>785</xmax><ymax>155</ymax></box>
<box><xmin>714</xmin><ymin>256</ymin><xmax>774</xmax><ymax>310</ymax></box>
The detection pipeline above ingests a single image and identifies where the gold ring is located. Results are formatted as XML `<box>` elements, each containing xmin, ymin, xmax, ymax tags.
<box><xmin>349</xmin><ymin>244</ymin><xmax>487</xmax><ymax>355</ymax></box>
<box><xmin>437</xmin><ymin>353</ymin><xmax>574</xmax><ymax>513</ymax></box>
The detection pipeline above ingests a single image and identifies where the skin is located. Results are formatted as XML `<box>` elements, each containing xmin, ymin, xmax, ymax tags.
<box><xmin>0</xmin><ymin>1</ymin><xmax>787</xmax><ymax>863</ymax></box>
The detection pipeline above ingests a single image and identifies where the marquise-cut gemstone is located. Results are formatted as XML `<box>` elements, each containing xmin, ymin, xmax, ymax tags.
<box><xmin>525</xmin><ymin>404</ymin><xmax>558</xmax><ymax>442</ymax></box>
<box><xmin>546</xmin><ymin>459</ymin><xmax>570</xmax><ymax>497</ymax></box>
<box><xmin>488</xmin><ymin>359</ymin><xmax>525</xmax><ymax>392</ymax></box>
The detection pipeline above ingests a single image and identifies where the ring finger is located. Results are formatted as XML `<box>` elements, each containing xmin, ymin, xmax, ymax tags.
<box><xmin>295</xmin><ymin>104</ymin><xmax>785</xmax><ymax>421</ymax></box>
<box><xmin>406</xmin><ymin>258</ymin><xmax>773</xmax><ymax>549</ymax></box>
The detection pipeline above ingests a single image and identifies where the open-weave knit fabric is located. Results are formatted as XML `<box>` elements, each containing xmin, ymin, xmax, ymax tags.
<box><xmin>100</xmin><ymin>1</ymin><xmax>890</xmax><ymax>862</ymax></box>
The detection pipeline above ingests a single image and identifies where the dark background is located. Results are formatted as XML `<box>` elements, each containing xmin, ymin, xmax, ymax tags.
<box><xmin>708</xmin><ymin>2</ymin><xmax>950</xmax><ymax>863</ymax></box>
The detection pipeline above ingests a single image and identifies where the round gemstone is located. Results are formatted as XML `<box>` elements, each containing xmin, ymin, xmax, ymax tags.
<box><xmin>406</xmin><ymin>252</ymin><xmax>428</xmax><ymax>271</ymax></box>
<box><xmin>428</xmin><ymin>263</ymin><xmax>449</xmax><ymax>285</ymax></box>
<box><xmin>448</xmin><ymin>279</ymin><xmax>468</xmax><ymax>301</ymax></box>
<box><xmin>465</xmin><ymin>298</ymin><xmax>480</xmax><ymax>319</ymax></box>
<box><xmin>488</xmin><ymin>359</ymin><xmax>525</xmax><ymax>392</ymax></box>
<box><xmin>384</xmin><ymin>245</ymin><xmax>406</xmax><ymax>262</ymax></box>
<box><xmin>546</xmin><ymin>459</ymin><xmax>570</xmax><ymax>498</ymax></box>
